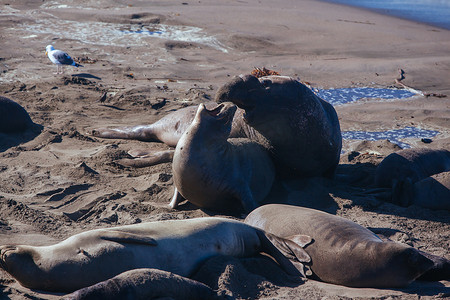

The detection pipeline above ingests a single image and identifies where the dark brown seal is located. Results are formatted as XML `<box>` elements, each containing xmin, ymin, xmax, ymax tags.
<box><xmin>215</xmin><ymin>75</ymin><xmax>342</xmax><ymax>178</ymax></box>
<box><xmin>171</xmin><ymin>103</ymin><xmax>274</xmax><ymax>212</ymax></box>
<box><xmin>62</xmin><ymin>268</ymin><xmax>226</xmax><ymax>300</ymax></box>
<box><xmin>0</xmin><ymin>96</ymin><xmax>34</xmax><ymax>133</ymax></box>
<box><xmin>375</xmin><ymin>148</ymin><xmax>450</xmax><ymax>188</ymax></box>
<box><xmin>375</xmin><ymin>148</ymin><xmax>450</xmax><ymax>207</ymax></box>
<box><xmin>396</xmin><ymin>171</ymin><xmax>450</xmax><ymax>210</ymax></box>
<box><xmin>244</xmin><ymin>204</ymin><xmax>449</xmax><ymax>288</ymax></box>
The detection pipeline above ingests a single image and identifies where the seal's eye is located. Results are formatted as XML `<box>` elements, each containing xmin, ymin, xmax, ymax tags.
<box><xmin>261</xmin><ymin>79</ymin><xmax>271</xmax><ymax>87</ymax></box>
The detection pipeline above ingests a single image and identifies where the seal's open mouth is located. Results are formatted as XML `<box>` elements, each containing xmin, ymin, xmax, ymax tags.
<box><xmin>204</xmin><ymin>104</ymin><xmax>237</xmax><ymax>123</ymax></box>
<box><xmin>205</xmin><ymin>104</ymin><xmax>224</xmax><ymax>118</ymax></box>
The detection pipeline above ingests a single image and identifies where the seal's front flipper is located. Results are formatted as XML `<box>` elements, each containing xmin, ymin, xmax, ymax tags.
<box><xmin>169</xmin><ymin>187</ymin><xmax>185</xmax><ymax>209</ymax></box>
<box><xmin>257</xmin><ymin>230</ymin><xmax>311</xmax><ymax>279</ymax></box>
<box><xmin>267</xmin><ymin>233</ymin><xmax>312</xmax><ymax>263</ymax></box>
<box><xmin>263</xmin><ymin>232</ymin><xmax>312</xmax><ymax>277</ymax></box>
<box><xmin>237</xmin><ymin>187</ymin><xmax>258</xmax><ymax>213</ymax></box>
<box><xmin>100</xmin><ymin>231</ymin><xmax>157</xmax><ymax>246</ymax></box>
<box><xmin>392</xmin><ymin>178</ymin><xmax>414</xmax><ymax>207</ymax></box>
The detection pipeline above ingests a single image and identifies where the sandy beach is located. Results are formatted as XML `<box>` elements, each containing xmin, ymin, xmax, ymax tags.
<box><xmin>0</xmin><ymin>0</ymin><xmax>449</xmax><ymax>298</ymax></box>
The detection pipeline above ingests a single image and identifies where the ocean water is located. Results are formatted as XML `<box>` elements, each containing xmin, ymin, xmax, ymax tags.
<box><xmin>317</xmin><ymin>87</ymin><xmax>417</xmax><ymax>106</ymax></box>
<box><xmin>342</xmin><ymin>127</ymin><xmax>439</xmax><ymax>148</ymax></box>
<box><xmin>322</xmin><ymin>0</ymin><xmax>450</xmax><ymax>30</ymax></box>
<box><xmin>317</xmin><ymin>87</ymin><xmax>437</xmax><ymax>148</ymax></box>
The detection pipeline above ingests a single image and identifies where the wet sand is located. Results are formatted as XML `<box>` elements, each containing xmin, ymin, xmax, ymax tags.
<box><xmin>0</xmin><ymin>0</ymin><xmax>449</xmax><ymax>299</ymax></box>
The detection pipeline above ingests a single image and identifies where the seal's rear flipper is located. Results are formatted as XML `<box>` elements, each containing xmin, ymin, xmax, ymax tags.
<box><xmin>416</xmin><ymin>251</ymin><xmax>450</xmax><ymax>281</ymax></box>
<box><xmin>118</xmin><ymin>150</ymin><xmax>174</xmax><ymax>168</ymax></box>
<box><xmin>258</xmin><ymin>231</ymin><xmax>311</xmax><ymax>278</ymax></box>
<box><xmin>100</xmin><ymin>231</ymin><xmax>157</xmax><ymax>246</ymax></box>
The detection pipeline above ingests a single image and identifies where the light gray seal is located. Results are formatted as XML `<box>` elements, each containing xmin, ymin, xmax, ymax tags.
<box><xmin>170</xmin><ymin>103</ymin><xmax>275</xmax><ymax>212</ymax></box>
<box><xmin>91</xmin><ymin>102</ymin><xmax>250</xmax><ymax>168</ymax></box>
<box><xmin>245</xmin><ymin>204</ymin><xmax>449</xmax><ymax>288</ymax></box>
<box><xmin>91</xmin><ymin>105</ymin><xmax>203</xmax><ymax>148</ymax></box>
<box><xmin>63</xmin><ymin>268</ymin><xmax>226</xmax><ymax>300</ymax></box>
<box><xmin>215</xmin><ymin>75</ymin><xmax>342</xmax><ymax>178</ymax></box>
<box><xmin>0</xmin><ymin>217</ymin><xmax>309</xmax><ymax>292</ymax></box>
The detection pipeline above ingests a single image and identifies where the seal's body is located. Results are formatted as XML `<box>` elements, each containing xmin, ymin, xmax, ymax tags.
<box><xmin>245</xmin><ymin>204</ymin><xmax>438</xmax><ymax>288</ymax></box>
<box><xmin>62</xmin><ymin>268</ymin><xmax>225</xmax><ymax>300</ymax></box>
<box><xmin>0</xmin><ymin>96</ymin><xmax>34</xmax><ymax>133</ymax></box>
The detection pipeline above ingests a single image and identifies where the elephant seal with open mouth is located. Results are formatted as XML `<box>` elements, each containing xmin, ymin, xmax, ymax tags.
<box><xmin>170</xmin><ymin>103</ymin><xmax>275</xmax><ymax>212</ymax></box>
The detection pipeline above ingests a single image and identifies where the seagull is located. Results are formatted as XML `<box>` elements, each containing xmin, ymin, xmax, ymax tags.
<box><xmin>45</xmin><ymin>45</ymin><xmax>83</xmax><ymax>74</ymax></box>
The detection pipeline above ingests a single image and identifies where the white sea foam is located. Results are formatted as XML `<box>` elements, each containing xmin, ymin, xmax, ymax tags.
<box><xmin>15</xmin><ymin>19</ymin><xmax>228</xmax><ymax>52</ymax></box>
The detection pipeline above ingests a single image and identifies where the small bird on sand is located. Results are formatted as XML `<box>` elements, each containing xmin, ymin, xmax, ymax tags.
<box><xmin>45</xmin><ymin>45</ymin><xmax>83</xmax><ymax>74</ymax></box>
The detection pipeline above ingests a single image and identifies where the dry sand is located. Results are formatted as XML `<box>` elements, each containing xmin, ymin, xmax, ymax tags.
<box><xmin>0</xmin><ymin>0</ymin><xmax>449</xmax><ymax>299</ymax></box>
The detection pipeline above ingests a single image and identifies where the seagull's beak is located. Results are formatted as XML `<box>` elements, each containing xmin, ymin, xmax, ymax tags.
<box><xmin>45</xmin><ymin>51</ymin><xmax>48</xmax><ymax>55</ymax></box>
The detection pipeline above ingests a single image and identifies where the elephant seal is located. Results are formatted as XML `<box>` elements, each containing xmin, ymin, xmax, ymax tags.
<box><xmin>395</xmin><ymin>171</ymin><xmax>450</xmax><ymax>210</ymax></box>
<box><xmin>0</xmin><ymin>96</ymin><xmax>34</xmax><ymax>133</ymax></box>
<box><xmin>91</xmin><ymin>105</ymin><xmax>203</xmax><ymax>147</ymax></box>
<box><xmin>215</xmin><ymin>75</ymin><xmax>342</xmax><ymax>178</ymax></box>
<box><xmin>0</xmin><ymin>217</ymin><xmax>310</xmax><ymax>292</ymax></box>
<box><xmin>375</xmin><ymin>148</ymin><xmax>450</xmax><ymax>188</ymax></box>
<box><xmin>244</xmin><ymin>204</ymin><xmax>448</xmax><ymax>288</ymax></box>
<box><xmin>63</xmin><ymin>268</ymin><xmax>226</xmax><ymax>300</ymax></box>
<box><xmin>91</xmin><ymin>102</ymin><xmax>251</xmax><ymax>147</ymax></box>
<box><xmin>170</xmin><ymin>103</ymin><xmax>275</xmax><ymax>212</ymax></box>
<box><xmin>375</xmin><ymin>148</ymin><xmax>450</xmax><ymax>206</ymax></box>
<box><xmin>91</xmin><ymin>102</ymin><xmax>254</xmax><ymax>168</ymax></box>
<box><xmin>92</xmin><ymin>75</ymin><xmax>341</xmax><ymax>179</ymax></box>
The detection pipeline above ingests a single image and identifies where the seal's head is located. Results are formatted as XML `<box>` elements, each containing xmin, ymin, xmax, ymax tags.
<box><xmin>194</xmin><ymin>103</ymin><xmax>237</xmax><ymax>138</ymax></box>
<box><xmin>215</xmin><ymin>74</ymin><xmax>303</xmax><ymax>126</ymax></box>
<box><xmin>215</xmin><ymin>75</ymin><xmax>265</xmax><ymax>124</ymax></box>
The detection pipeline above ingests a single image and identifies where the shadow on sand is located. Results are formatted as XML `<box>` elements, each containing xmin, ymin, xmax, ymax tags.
<box><xmin>0</xmin><ymin>124</ymin><xmax>44</xmax><ymax>153</ymax></box>
<box><xmin>72</xmin><ymin>73</ymin><xmax>102</xmax><ymax>80</ymax></box>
